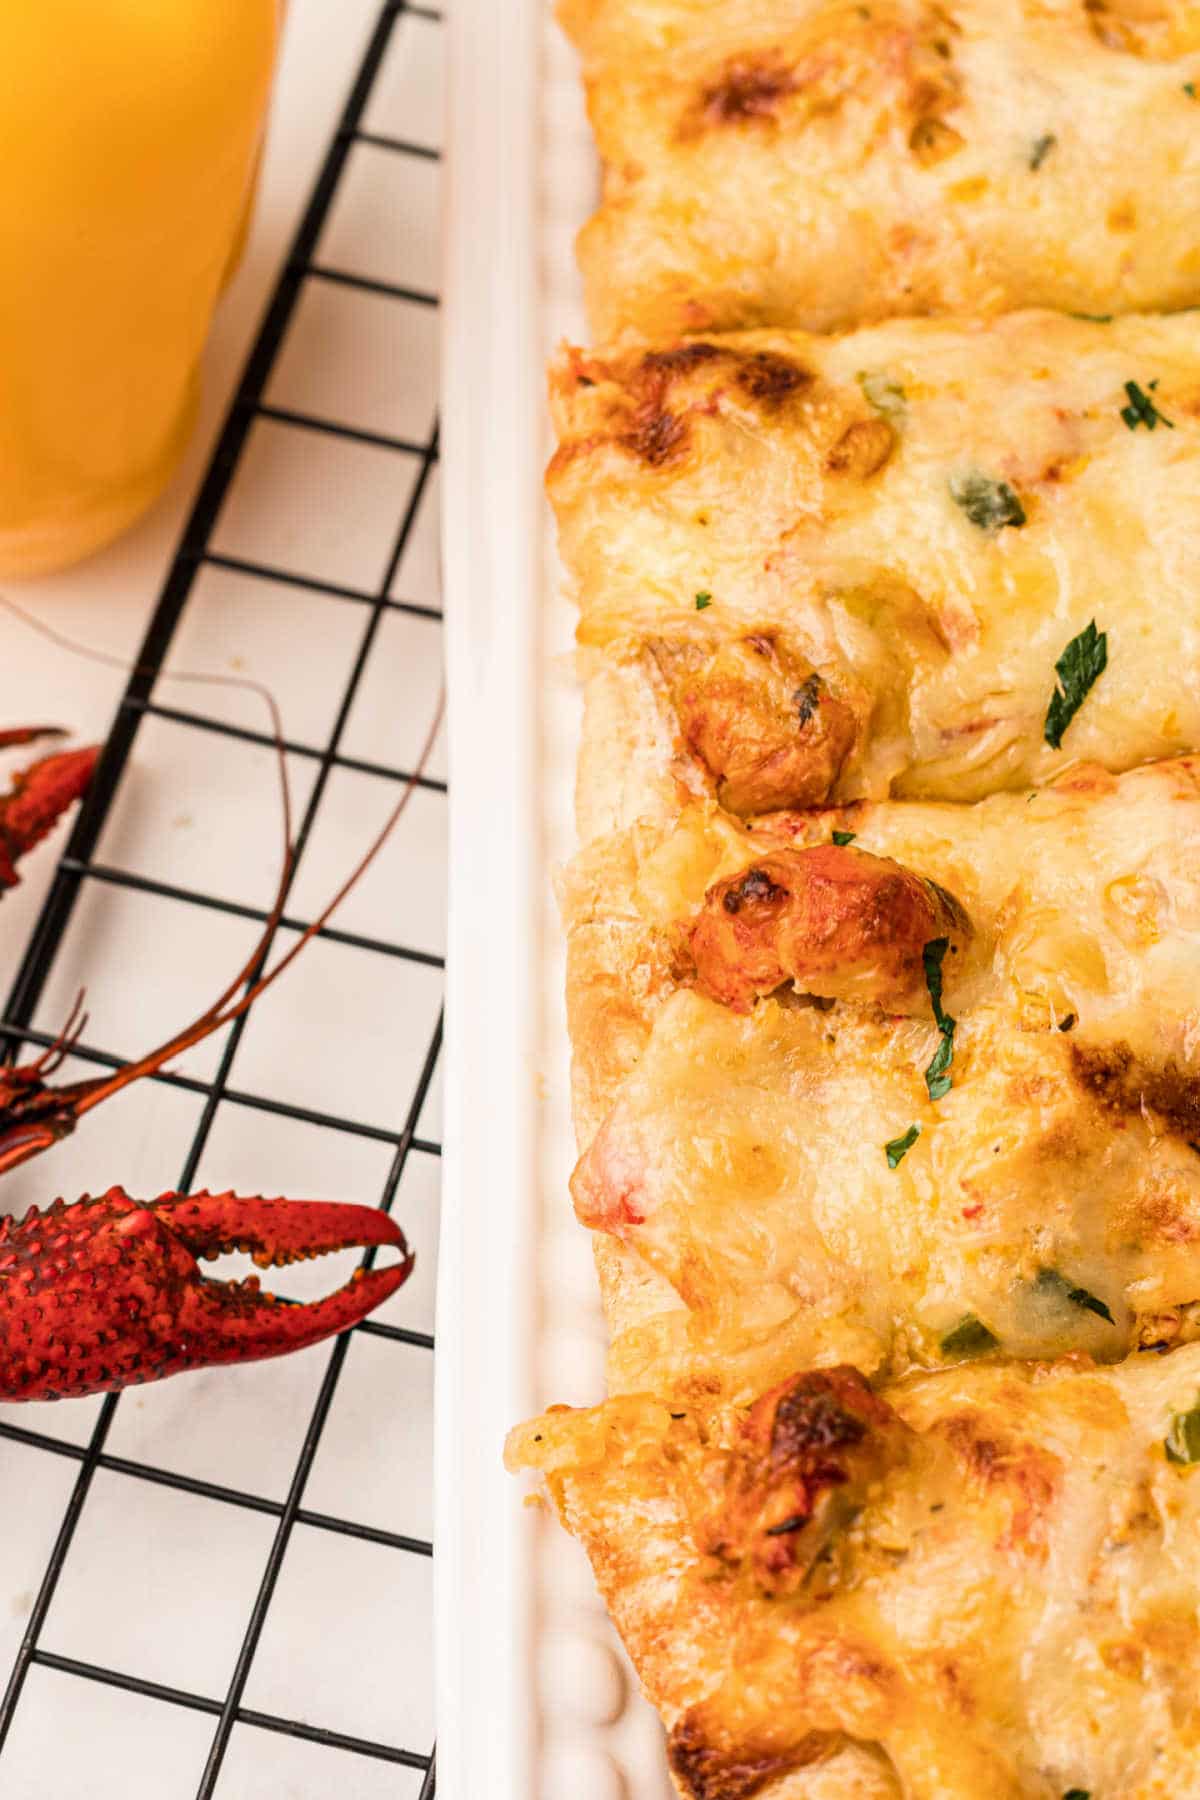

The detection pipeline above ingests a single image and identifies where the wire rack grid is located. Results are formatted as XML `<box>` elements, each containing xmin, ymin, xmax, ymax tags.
<box><xmin>0</xmin><ymin>4</ymin><xmax>442</xmax><ymax>1795</ymax></box>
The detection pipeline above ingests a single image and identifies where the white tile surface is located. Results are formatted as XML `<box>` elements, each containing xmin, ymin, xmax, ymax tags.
<box><xmin>340</xmin><ymin>605</ymin><xmax>447</xmax><ymax>779</ymax></box>
<box><xmin>230</xmin><ymin>925</ymin><xmax>443</xmax><ymax>1131</ymax></box>
<box><xmin>103</xmin><ymin>1346</ymin><xmax>333</xmax><ymax>1506</ymax></box>
<box><xmin>43</xmin><ymin>1470</ymin><xmax>275</xmax><ymax>1695</ymax></box>
<box><xmin>317</xmin><ymin>143</ymin><xmax>441</xmax><ymax>297</ymax></box>
<box><xmin>210</xmin><ymin>417</ymin><xmax>422</xmax><ymax>593</ymax></box>
<box><xmin>374</xmin><ymin>1147</ymin><xmax>440</xmax><ymax>1336</ymax></box>
<box><xmin>287</xmin><ymin>767</ymin><xmax>448</xmax><ymax>956</ymax></box>
<box><xmin>0</xmin><ymin>1668</ymin><xmax>214</xmax><ymax>1799</ymax></box>
<box><xmin>216</xmin><ymin>1725</ymin><xmax>427</xmax><ymax>1799</ymax></box>
<box><xmin>241</xmin><ymin>1524</ymin><xmax>434</xmax><ymax>1749</ymax></box>
<box><xmin>268</xmin><ymin>280</ymin><xmax>439</xmax><ymax>446</ymax></box>
<box><xmin>389</xmin><ymin>463</ymin><xmax>442</xmax><ymax>608</ymax></box>
<box><xmin>162</xmin><ymin>564</ymin><xmax>368</xmax><ymax>748</ymax></box>
<box><xmin>28</xmin><ymin>888</ymin><xmax>252</xmax><ymax>1085</ymax></box>
<box><xmin>92</xmin><ymin>713</ymin><xmax>319</xmax><ymax>914</ymax></box>
<box><xmin>416</xmin><ymin>1042</ymin><xmax>443</xmax><ymax>1144</ymax></box>
<box><xmin>363</xmin><ymin>12</ymin><xmax>446</xmax><ymax>150</ymax></box>
<box><xmin>304</xmin><ymin>1333</ymin><xmax>433</xmax><ymax>1540</ymax></box>
<box><xmin>0</xmin><ymin>1442</ymin><xmax>79</xmax><ymax>1672</ymax></box>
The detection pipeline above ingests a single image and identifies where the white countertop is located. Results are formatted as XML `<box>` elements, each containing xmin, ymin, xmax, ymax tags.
<box><xmin>0</xmin><ymin>5</ymin><xmax>445</xmax><ymax>1793</ymax></box>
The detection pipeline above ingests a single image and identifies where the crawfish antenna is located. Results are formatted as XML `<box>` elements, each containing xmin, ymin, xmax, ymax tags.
<box><xmin>66</xmin><ymin>687</ymin><xmax>444</xmax><ymax>1128</ymax></box>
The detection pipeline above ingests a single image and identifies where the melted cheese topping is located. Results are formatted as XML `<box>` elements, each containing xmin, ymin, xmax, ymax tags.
<box><xmin>560</xmin><ymin>0</ymin><xmax>1200</xmax><ymax>335</ymax></box>
<box><xmin>563</xmin><ymin>762</ymin><xmax>1200</xmax><ymax>1395</ymax></box>
<box><xmin>510</xmin><ymin>1346</ymin><xmax>1200</xmax><ymax>1799</ymax></box>
<box><xmin>549</xmin><ymin>315</ymin><xmax>1200</xmax><ymax>799</ymax></box>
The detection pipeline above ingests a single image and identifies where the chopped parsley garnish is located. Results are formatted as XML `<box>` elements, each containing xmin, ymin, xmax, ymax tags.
<box><xmin>765</xmin><ymin>1513</ymin><xmax>807</xmax><ymax>1536</ymax></box>
<box><xmin>922</xmin><ymin>937</ymin><xmax>952</xmax><ymax>1031</ymax></box>
<box><xmin>949</xmin><ymin>473</ymin><xmax>1027</xmax><ymax>532</ymax></box>
<box><xmin>832</xmin><ymin>829</ymin><xmax>857</xmax><ymax>846</ymax></box>
<box><xmin>856</xmin><ymin>369</ymin><xmax>907</xmax><ymax>424</ymax></box>
<box><xmin>1120</xmin><ymin>378</ymin><xmax>1174</xmax><ymax>431</ymax></box>
<box><xmin>1043</xmin><ymin>620</ymin><xmax>1108</xmax><ymax>749</ymax></box>
<box><xmin>925</xmin><ymin>1030</ymin><xmax>955</xmax><ymax>1101</ymax></box>
<box><xmin>1069</xmin><ymin>313</ymin><xmax>1112</xmax><ymax>323</ymax></box>
<box><xmin>922</xmin><ymin>936</ymin><xmax>957</xmax><ymax>1100</ymax></box>
<box><xmin>1185</xmin><ymin>81</ymin><xmax>1197</xmax><ymax>97</ymax></box>
<box><xmin>1062</xmin><ymin>1791</ymin><xmax>1091</xmax><ymax>1800</ymax></box>
<box><xmin>1034</xmin><ymin>1267</ymin><xmax>1115</xmax><ymax>1324</ymax></box>
<box><xmin>694</xmin><ymin>591</ymin><xmax>713</xmax><ymax>610</ymax></box>
<box><xmin>1165</xmin><ymin>1399</ymin><xmax>1200</xmax><ymax>1465</ymax></box>
<box><xmin>1029</xmin><ymin>133</ymin><xmax>1056</xmax><ymax>170</ymax></box>
<box><xmin>940</xmin><ymin>1315</ymin><xmax>999</xmax><ymax>1358</ymax></box>
<box><xmin>885</xmin><ymin>1123</ymin><xmax>921</xmax><ymax>1168</ymax></box>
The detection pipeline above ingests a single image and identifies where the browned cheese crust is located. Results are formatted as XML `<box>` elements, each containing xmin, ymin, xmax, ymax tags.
<box><xmin>559</xmin><ymin>0</ymin><xmax>1200</xmax><ymax>335</ymax></box>
<box><xmin>559</xmin><ymin>737</ymin><xmax>1200</xmax><ymax>1398</ymax></box>
<box><xmin>510</xmin><ymin>1348</ymin><xmax>1200</xmax><ymax>1799</ymax></box>
<box><xmin>549</xmin><ymin>315</ymin><xmax>1200</xmax><ymax>804</ymax></box>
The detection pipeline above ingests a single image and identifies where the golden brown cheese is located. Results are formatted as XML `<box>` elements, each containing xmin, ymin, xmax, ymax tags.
<box><xmin>549</xmin><ymin>315</ymin><xmax>1200</xmax><ymax>801</ymax></box>
<box><xmin>561</xmin><ymin>759</ymin><xmax>1200</xmax><ymax>1394</ymax></box>
<box><xmin>559</xmin><ymin>0</ymin><xmax>1200</xmax><ymax>335</ymax></box>
<box><xmin>510</xmin><ymin>1347</ymin><xmax>1200</xmax><ymax>1799</ymax></box>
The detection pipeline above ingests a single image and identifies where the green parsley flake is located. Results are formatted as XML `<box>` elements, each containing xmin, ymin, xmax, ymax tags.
<box><xmin>940</xmin><ymin>1315</ymin><xmax>999</xmax><ymax>1358</ymax></box>
<box><xmin>1166</xmin><ymin>1400</ymin><xmax>1200</xmax><ymax>1465</ymax></box>
<box><xmin>925</xmin><ymin>1030</ymin><xmax>955</xmax><ymax>1102</ymax></box>
<box><xmin>922</xmin><ymin>937</ymin><xmax>952</xmax><ymax>1031</ymax></box>
<box><xmin>1043</xmin><ymin>620</ymin><xmax>1108</xmax><ymax>750</ymax></box>
<box><xmin>1029</xmin><ymin>133</ymin><xmax>1056</xmax><ymax>170</ymax></box>
<box><xmin>1185</xmin><ymin>81</ymin><xmax>1197</xmax><ymax>97</ymax></box>
<box><xmin>1062</xmin><ymin>1791</ymin><xmax>1091</xmax><ymax>1800</ymax></box>
<box><xmin>1120</xmin><ymin>379</ymin><xmax>1174</xmax><ymax>431</ymax></box>
<box><xmin>832</xmin><ymin>829</ymin><xmax>857</xmax><ymax>846</ymax></box>
<box><xmin>922</xmin><ymin>936</ymin><xmax>957</xmax><ymax>1100</ymax></box>
<box><xmin>949</xmin><ymin>473</ymin><xmax>1027</xmax><ymax>532</ymax></box>
<box><xmin>694</xmin><ymin>591</ymin><xmax>712</xmax><ymax>610</ymax></box>
<box><xmin>885</xmin><ymin>1123</ymin><xmax>921</xmax><ymax>1168</ymax></box>
<box><xmin>856</xmin><ymin>369</ymin><xmax>907</xmax><ymax>424</ymax></box>
<box><xmin>1069</xmin><ymin>313</ymin><xmax>1112</xmax><ymax>323</ymax></box>
<box><xmin>1034</xmin><ymin>1267</ymin><xmax>1115</xmax><ymax>1324</ymax></box>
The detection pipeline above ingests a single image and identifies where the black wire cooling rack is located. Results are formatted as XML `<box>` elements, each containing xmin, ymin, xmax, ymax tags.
<box><xmin>0</xmin><ymin>4</ymin><xmax>440</xmax><ymax>1793</ymax></box>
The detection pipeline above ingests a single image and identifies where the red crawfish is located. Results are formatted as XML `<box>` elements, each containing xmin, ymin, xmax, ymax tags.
<box><xmin>0</xmin><ymin>705</ymin><xmax>441</xmax><ymax>1402</ymax></box>
<box><xmin>0</xmin><ymin>726</ymin><xmax>98</xmax><ymax>896</ymax></box>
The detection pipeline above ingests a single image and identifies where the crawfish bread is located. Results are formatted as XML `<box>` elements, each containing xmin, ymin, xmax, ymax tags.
<box><xmin>509</xmin><ymin>313</ymin><xmax>1200</xmax><ymax>1794</ymax></box>
<box><xmin>548</xmin><ymin>313</ymin><xmax>1200</xmax><ymax>806</ymax></box>
<box><xmin>560</xmin><ymin>0</ymin><xmax>1200</xmax><ymax>337</ymax></box>
<box><xmin>508</xmin><ymin>7</ymin><xmax>1200</xmax><ymax>1796</ymax></box>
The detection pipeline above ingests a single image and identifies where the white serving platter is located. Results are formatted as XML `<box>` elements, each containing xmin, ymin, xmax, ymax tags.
<box><xmin>437</xmin><ymin>2</ymin><xmax>676</xmax><ymax>1795</ymax></box>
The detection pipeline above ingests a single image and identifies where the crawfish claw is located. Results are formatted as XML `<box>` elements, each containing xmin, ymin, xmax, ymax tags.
<box><xmin>0</xmin><ymin>739</ymin><xmax>99</xmax><ymax>892</ymax></box>
<box><xmin>0</xmin><ymin>1187</ymin><xmax>414</xmax><ymax>1401</ymax></box>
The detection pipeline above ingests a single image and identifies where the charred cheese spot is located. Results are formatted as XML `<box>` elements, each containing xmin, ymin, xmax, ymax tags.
<box><xmin>651</xmin><ymin>634</ymin><xmax>858</xmax><ymax>816</ymax></box>
<box><xmin>1070</xmin><ymin>1040</ymin><xmax>1200</xmax><ymax>1143</ymax></box>
<box><xmin>730</xmin><ymin>349</ymin><xmax>813</xmax><ymax>409</ymax></box>
<box><xmin>703</xmin><ymin>1369</ymin><xmax>905</xmax><ymax>1595</ymax></box>
<box><xmin>688</xmin><ymin>844</ymin><xmax>971</xmax><ymax>1012</ymax></box>
<box><xmin>667</xmin><ymin>1716</ymin><xmax>836</xmax><ymax>1800</ymax></box>
<box><xmin>555</xmin><ymin>340</ymin><xmax>817</xmax><ymax>475</ymax></box>
<box><xmin>692</xmin><ymin>53</ymin><xmax>800</xmax><ymax>130</ymax></box>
